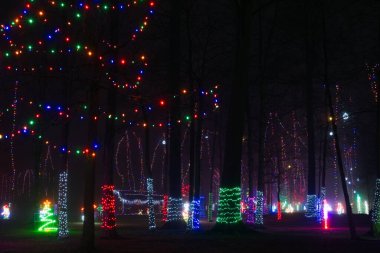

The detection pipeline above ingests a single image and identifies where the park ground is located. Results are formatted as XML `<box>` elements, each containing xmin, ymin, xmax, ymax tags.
<box><xmin>1</xmin><ymin>214</ymin><xmax>380</xmax><ymax>253</ymax></box>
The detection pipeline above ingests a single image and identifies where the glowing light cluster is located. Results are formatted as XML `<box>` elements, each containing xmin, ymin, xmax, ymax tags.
<box><xmin>216</xmin><ymin>187</ymin><xmax>241</xmax><ymax>224</ymax></box>
<box><xmin>305</xmin><ymin>195</ymin><xmax>317</xmax><ymax>218</ymax></box>
<box><xmin>58</xmin><ymin>171</ymin><xmax>68</xmax><ymax>238</ymax></box>
<box><xmin>1</xmin><ymin>204</ymin><xmax>10</xmax><ymax>219</ymax></box>
<box><xmin>167</xmin><ymin>197</ymin><xmax>182</xmax><ymax>222</ymax></box>
<box><xmin>101</xmin><ymin>185</ymin><xmax>116</xmax><ymax>230</ymax></box>
<box><xmin>146</xmin><ymin>178</ymin><xmax>156</xmax><ymax>230</ymax></box>
<box><xmin>38</xmin><ymin>200</ymin><xmax>58</xmax><ymax>232</ymax></box>
<box><xmin>323</xmin><ymin>200</ymin><xmax>332</xmax><ymax>230</ymax></box>
<box><xmin>336</xmin><ymin>202</ymin><xmax>345</xmax><ymax>215</ymax></box>
<box><xmin>255</xmin><ymin>191</ymin><xmax>264</xmax><ymax>225</ymax></box>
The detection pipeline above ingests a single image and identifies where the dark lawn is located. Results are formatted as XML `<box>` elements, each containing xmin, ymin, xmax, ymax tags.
<box><xmin>0</xmin><ymin>214</ymin><xmax>379</xmax><ymax>253</ymax></box>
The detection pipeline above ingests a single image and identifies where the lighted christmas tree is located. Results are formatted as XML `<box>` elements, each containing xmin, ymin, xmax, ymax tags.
<box><xmin>38</xmin><ymin>200</ymin><xmax>58</xmax><ymax>232</ymax></box>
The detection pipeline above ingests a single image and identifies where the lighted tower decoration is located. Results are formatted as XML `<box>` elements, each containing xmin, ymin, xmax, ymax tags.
<box><xmin>58</xmin><ymin>171</ymin><xmax>68</xmax><ymax>238</ymax></box>
<box><xmin>38</xmin><ymin>200</ymin><xmax>58</xmax><ymax>232</ymax></box>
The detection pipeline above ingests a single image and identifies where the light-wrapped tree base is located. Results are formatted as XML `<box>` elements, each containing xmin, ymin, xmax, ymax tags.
<box><xmin>58</xmin><ymin>171</ymin><xmax>69</xmax><ymax>238</ymax></box>
<box><xmin>216</xmin><ymin>187</ymin><xmax>241</xmax><ymax>224</ymax></box>
<box><xmin>305</xmin><ymin>194</ymin><xmax>317</xmax><ymax>218</ymax></box>
<box><xmin>255</xmin><ymin>191</ymin><xmax>264</xmax><ymax>225</ymax></box>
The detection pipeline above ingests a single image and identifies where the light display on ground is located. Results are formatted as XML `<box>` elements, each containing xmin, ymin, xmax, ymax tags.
<box><xmin>216</xmin><ymin>187</ymin><xmax>241</xmax><ymax>224</ymax></box>
<box><xmin>1</xmin><ymin>204</ymin><xmax>10</xmax><ymax>219</ymax></box>
<box><xmin>38</xmin><ymin>200</ymin><xmax>58</xmax><ymax>232</ymax></box>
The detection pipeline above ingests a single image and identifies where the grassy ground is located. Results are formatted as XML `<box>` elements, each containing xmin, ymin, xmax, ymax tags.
<box><xmin>0</xmin><ymin>214</ymin><xmax>379</xmax><ymax>253</ymax></box>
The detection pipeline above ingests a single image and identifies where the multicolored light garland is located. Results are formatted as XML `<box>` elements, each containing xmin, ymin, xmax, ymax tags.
<box><xmin>58</xmin><ymin>171</ymin><xmax>68</xmax><ymax>238</ymax></box>
<box><xmin>216</xmin><ymin>187</ymin><xmax>241</xmax><ymax>224</ymax></box>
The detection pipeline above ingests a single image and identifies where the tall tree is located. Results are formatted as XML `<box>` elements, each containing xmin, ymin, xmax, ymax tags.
<box><xmin>164</xmin><ymin>0</ymin><xmax>186</xmax><ymax>228</ymax></box>
<box><xmin>304</xmin><ymin>0</ymin><xmax>317</xmax><ymax>218</ymax></box>
<box><xmin>215</xmin><ymin>0</ymin><xmax>252</xmax><ymax>227</ymax></box>
<box><xmin>100</xmin><ymin>2</ymin><xmax>119</xmax><ymax>237</ymax></box>
<box><xmin>322</xmin><ymin>0</ymin><xmax>356</xmax><ymax>239</ymax></box>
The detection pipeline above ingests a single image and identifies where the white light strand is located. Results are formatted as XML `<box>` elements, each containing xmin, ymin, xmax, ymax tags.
<box><xmin>113</xmin><ymin>190</ymin><xmax>162</xmax><ymax>205</ymax></box>
<box><xmin>10</xmin><ymin>81</ymin><xmax>19</xmax><ymax>192</ymax></box>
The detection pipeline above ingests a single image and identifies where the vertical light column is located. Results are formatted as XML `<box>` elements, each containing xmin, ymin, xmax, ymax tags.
<box><xmin>58</xmin><ymin>171</ymin><xmax>68</xmax><ymax>238</ymax></box>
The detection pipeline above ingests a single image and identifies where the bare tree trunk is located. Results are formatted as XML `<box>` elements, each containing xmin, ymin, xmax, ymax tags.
<box><xmin>163</xmin><ymin>0</ymin><xmax>186</xmax><ymax>229</ymax></box>
<box><xmin>322</xmin><ymin>0</ymin><xmax>356</xmax><ymax>238</ymax></box>
<box><xmin>82</xmin><ymin>81</ymin><xmax>98</xmax><ymax>252</ymax></box>
<box><xmin>215</xmin><ymin>0</ymin><xmax>251</xmax><ymax>228</ymax></box>
<box><xmin>304</xmin><ymin>0</ymin><xmax>317</xmax><ymax>219</ymax></box>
